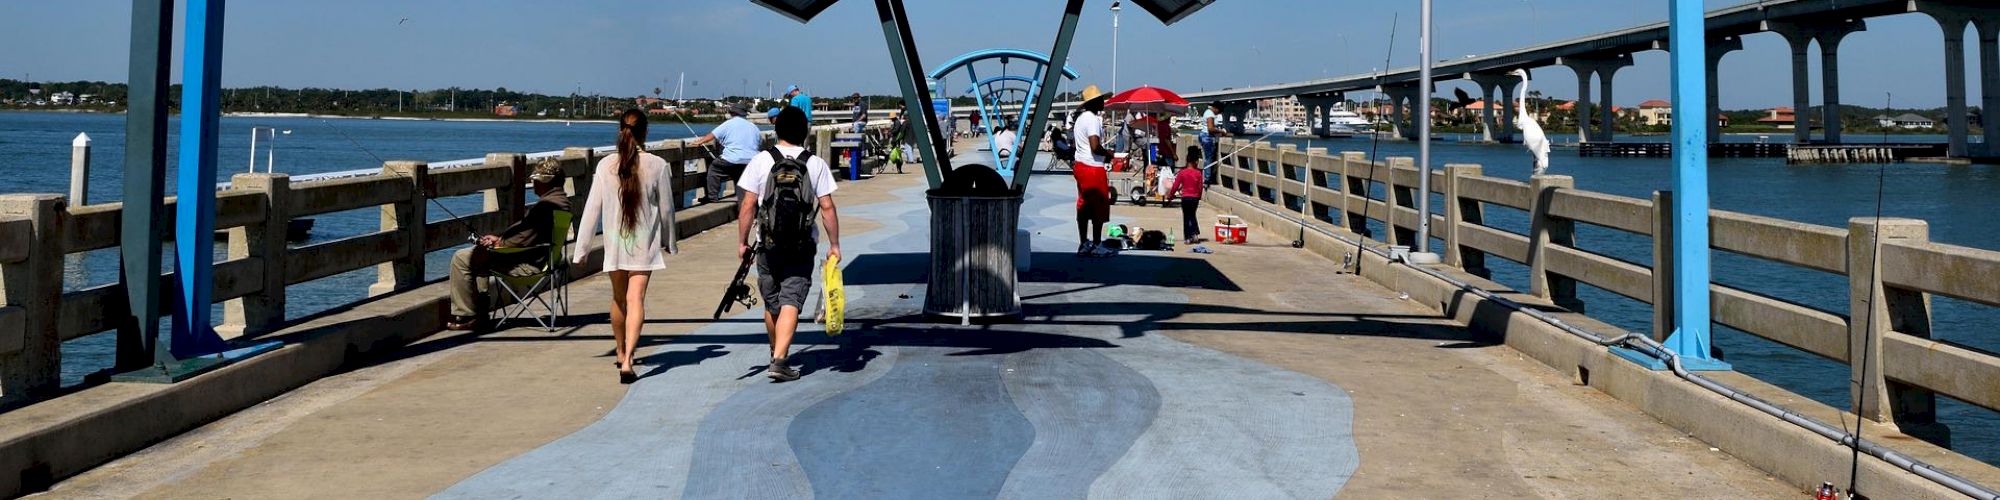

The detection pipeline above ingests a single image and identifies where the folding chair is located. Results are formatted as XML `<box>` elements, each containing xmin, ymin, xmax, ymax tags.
<box><xmin>484</xmin><ymin>210</ymin><xmax>573</xmax><ymax>331</ymax></box>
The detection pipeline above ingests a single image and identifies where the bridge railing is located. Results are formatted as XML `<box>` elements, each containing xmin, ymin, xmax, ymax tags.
<box><xmin>0</xmin><ymin>123</ymin><xmax>882</xmax><ymax>405</ymax></box>
<box><xmin>1196</xmin><ymin>133</ymin><xmax>2000</xmax><ymax>430</ymax></box>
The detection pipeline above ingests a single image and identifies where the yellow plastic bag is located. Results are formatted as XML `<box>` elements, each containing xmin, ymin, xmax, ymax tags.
<box><xmin>822</xmin><ymin>254</ymin><xmax>845</xmax><ymax>336</ymax></box>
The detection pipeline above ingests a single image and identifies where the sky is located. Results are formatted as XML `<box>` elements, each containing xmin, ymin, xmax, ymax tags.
<box><xmin>0</xmin><ymin>0</ymin><xmax>1985</xmax><ymax>110</ymax></box>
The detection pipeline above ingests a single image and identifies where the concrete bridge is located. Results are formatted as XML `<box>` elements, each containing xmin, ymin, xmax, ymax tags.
<box><xmin>5</xmin><ymin>130</ymin><xmax>2000</xmax><ymax>497</ymax></box>
<box><xmin>1184</xmin><ymin>0</ymin><xmax>2000</xmax><ymax>157</ymax></box>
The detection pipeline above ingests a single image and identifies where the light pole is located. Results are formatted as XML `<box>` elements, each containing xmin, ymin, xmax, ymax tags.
<box><xmin>1410</xmin><ymin>0</ymin><xmax>1442</xmax><ymax>264</ymax></box>
<box><xmin>1110</xmin><ymin>1</ymin><xmax>1121</xmax><ymax>94</ymax></box>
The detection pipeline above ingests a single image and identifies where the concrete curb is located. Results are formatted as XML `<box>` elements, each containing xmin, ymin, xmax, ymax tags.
<box><xmin>1202</xmin><ymin>192</ymin><xmax>1972</xmax><ymax>500</ymax></box>
<box><xmin>0</xmin><ymin>200</ymin><xmax>742</xmax><ymax>497</ymax></box>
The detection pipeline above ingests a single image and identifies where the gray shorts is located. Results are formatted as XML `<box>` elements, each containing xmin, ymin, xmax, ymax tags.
<box><xmin>756</xmin><ymin>251</ymin><xmax>815</xmax><ymax>315</ymax></box>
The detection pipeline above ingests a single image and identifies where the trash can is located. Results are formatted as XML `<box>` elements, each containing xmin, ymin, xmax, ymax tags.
<box><xmin>925</xmin><ymin>192</ymin><xmax>1023</xmax><ymax>321</ymax></box>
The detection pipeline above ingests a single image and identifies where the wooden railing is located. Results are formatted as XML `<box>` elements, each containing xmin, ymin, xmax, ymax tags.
<box><xmin>0</xmin><ymin>123</ymin><xmax>881</xmax><ymax>405</ymax></box>
<box><xmin>1195</xmin><ymin>134</ymin><xmax>2000</xmax><ymax>430</ymax></box>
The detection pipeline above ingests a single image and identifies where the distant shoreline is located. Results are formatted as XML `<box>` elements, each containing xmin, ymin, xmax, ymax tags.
<box><xmin>0</xmin><ymin>108</ymin><xmax>642</xmax><ymax>125</ymax></box>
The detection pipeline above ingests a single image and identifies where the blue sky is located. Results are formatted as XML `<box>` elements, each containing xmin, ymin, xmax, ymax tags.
<box><xmin>0</xmin><ymin>0</ymin><xmax>1982</xmax><ymax>109</ymax></box>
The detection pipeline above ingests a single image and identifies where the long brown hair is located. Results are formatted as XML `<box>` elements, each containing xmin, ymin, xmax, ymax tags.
<box><xmin>615</xmin><ymin>109</ymin><xmax>648</xmax><ymax>233</ymax></box>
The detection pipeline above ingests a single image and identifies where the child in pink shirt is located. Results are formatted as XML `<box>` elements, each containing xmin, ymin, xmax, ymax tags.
<box><xmin>1168</xmin><ymin>145</ymin><xmax>1207</xmax><ymax>244</ymax></box>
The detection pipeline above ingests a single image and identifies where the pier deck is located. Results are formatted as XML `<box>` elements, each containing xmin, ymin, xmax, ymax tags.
<box><xmin>31</xmin><ymin>143</ymin><xmax>1793</xmax><ymax>499</ymax></box>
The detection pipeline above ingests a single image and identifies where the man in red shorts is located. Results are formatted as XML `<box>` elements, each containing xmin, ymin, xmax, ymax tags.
<box><xmin>1071</xmin><ymin>85</ymin><xmax>1115</xmax><ymax>257</ymax></box>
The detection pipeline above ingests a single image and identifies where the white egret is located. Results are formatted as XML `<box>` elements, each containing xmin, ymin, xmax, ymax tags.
<box><xmin>1510</xmin><ymin>68</ymin><xmax>1551</xmax><ymax>176</ymax></box>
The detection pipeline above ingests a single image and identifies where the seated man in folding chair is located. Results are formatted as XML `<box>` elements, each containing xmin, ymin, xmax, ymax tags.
<box><xmin>446</xmin><ymin>160</ymin><xmax>572</xmax><ymax>330</ymax></box>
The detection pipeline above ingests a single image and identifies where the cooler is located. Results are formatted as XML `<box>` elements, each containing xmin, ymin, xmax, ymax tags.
<box><xmin>1214</xmin><ymin>215</ymin><xmax>1248</xmax><ymax>244</ymax></box>
<box><xmin>1110</xmin><ymin>152</ymin><xmax>1130</xmax><ymax>172</ymax></box>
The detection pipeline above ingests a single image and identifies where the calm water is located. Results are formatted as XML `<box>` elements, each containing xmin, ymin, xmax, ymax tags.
<box><xmin>6</xmin><ymin>111</ymin><xmax>1998</xmax><ymax>465</ymax></box>
<box><xmin>0</xmin><ymin>111</ymin><xmax>708</xmax><ymax>387</ymax></box>
<box><xmin>1259</xmin><ymin>131</ymin><xmax>2000</xmax><ymax>466</ymax></box>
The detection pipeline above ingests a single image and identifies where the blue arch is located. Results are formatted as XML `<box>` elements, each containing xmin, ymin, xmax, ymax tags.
<box><xmin>927</xmin><ymin>48</ymin><xmax>1080</xmax><ymax>81</ymax></box>
<box><xmin>966</xmin><ymin>75</ymin><xmax>1042</xmax><ymax>98</ymax></box>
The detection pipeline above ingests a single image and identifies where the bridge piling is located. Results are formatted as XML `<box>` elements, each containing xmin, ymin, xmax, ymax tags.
<box><xmin>220</xmin><ymin>174</ymin><xmax>291</xmax><ymax>338</ymax></box>
<box><xmin>371</xmin><ymin>161</ymin><xmax>429</xmax><ymax>297</ymax></box>
<box><xmin>1528</xmin><ymin>175</ymin><xmax>1581</xmax><ymax>312</ymax></box>
<box><xmin>0</xmin><ymin>194</ymin><xmax>65</xmax><ymax>405</ymax></box>
<box><xmin>1847</xmin><ymin>218</ymin><xmax>1943</xmax><ymax>439</ymax></box>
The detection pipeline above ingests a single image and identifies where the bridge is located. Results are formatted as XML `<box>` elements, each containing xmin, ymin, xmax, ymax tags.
<box><xmin>1182</xmin><ymin>0</ymin><xmax>1999</xmax><ymax>158</ymax></box>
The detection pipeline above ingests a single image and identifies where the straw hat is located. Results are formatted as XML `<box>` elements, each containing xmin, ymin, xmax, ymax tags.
<box><xmin>1080</xmin><ymin>84</ymin><xmax>1107</xmax><ymax>105</ymax></box>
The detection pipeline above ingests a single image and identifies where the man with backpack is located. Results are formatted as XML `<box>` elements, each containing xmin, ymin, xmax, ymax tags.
<box><xmin>736</xmin><ymin>105</ymin><xmax>841</xmax><ymax>382</ymax></box>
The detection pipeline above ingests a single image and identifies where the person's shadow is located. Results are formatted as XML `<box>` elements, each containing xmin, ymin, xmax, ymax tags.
<box><xmin>636</xmin><ymin>345</ymin><xmax>729</xmax><ymax>380</ymax></box>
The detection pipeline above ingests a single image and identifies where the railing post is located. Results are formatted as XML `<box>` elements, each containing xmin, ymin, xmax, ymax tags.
<box><xmin>371</xmin><ymin>161</ymin><xmax>428</xmax><ymax>297</ymax></box>
<box><xmin>485</xmin><ymin>153</ymin><xmax>527</xmax><ymax>228</ymax></box>
<box><xmin>562</xmin><ymin>147</ymin><xmax>597</xmax><ymax>219</ymax></box>
<box><xmin>1386</xmin><ymin>157</ymin><xmax>1417</xmax><ymax>246</ymax></box>
<box><xmin>1278</xmin><ymin>144</ymin><xmax>1301</xmax><ymax>209</ymax></box>
<box><xmin>1651</xmin><ymin>191</ymin><xmax>1676</xmax><ymax>342</ymax></box>
<box><xmin>1443</xmin><ymin>164</ymin><xmax>1488</xmax><ymax>278</ymax></box>
<box><xmin>0</xmin><ymin>194</ymin><xmax>65</xmax><ymax>404</ymax></box>
<box><xmin>1529</xmin><ymin>175</ymin><xmax>1582</xmax><ymax>311</ymax></box>
<box><xmin>1847</xmin><ymin>217</ymin><xmax>1939</xmax><ymax>432</ymax></box>
<box><xmin>1340</xmin><ymin>151</ymin><xmax>1370</xmax><ymax>237</ymax></box>
<box><xmin>221</xmin><ymin>174</ymin><xmax>289</xmax><ymax>338</ymax></box>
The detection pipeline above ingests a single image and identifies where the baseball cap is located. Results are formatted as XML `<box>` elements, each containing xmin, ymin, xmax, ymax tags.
<box><xmin>727</xmin><ymin>103</ymin><xmax>749</xmax><ymax>116</ymax></box>
<box><xmin>786</xmin><ymin>85</ymin><xmax>800</xmax><ymax>94</ymax></box>
<box><xmin>528</xmin><ymin>158</ymin><xmax>564</xmax><ymax>183</ymax></box>
<box><xmin>767</xmin><ymin>107</ymin><xmax>783</xmax><ymax>119</ymax></box>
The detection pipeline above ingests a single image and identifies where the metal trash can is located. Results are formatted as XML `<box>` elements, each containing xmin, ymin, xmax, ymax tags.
<box><xmin>925</xmin><ymin>192</ymin><xmax>1023</xmax><ymax>321</ymax></box>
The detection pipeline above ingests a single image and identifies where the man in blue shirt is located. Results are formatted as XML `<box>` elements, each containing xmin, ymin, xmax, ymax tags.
<box><xmin>786</xmin><ymin>85</ymin><xmax>813</xmax><ymax>122</ymax></box>
<box><xmin>687</xmin><ymin>103</ymin><xmax>765</xmax><ymax>203</ymax></box>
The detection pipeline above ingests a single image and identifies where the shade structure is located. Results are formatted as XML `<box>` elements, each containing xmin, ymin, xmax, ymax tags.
<box><xmin>1104</xmin><ymin>85</ymin><xmax>1190</xmax><ymax>114</ymax></box>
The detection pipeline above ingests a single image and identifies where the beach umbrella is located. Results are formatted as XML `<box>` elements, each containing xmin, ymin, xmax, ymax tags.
<box><xmin>1105</xmin><ymin>85</ymin><xmax>1190</xmax><ymax>114</ymax></box>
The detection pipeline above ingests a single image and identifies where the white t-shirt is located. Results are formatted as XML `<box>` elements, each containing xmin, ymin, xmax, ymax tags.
<box><xmin>1072</xmin><ymin>111</ymin><xmax>1106</xmax><ymax>167</ymax></box>
<box><xmin>994</xmin><ymin>129</ymin><xmax>1018</xmax><ymax>158</ymax></box>
<box><xmin>1201</xmin><ymin>109</ymin><xmax>1220</xmax><ymax>136</ymax></box>
<box><xmin>738</xmin><ymin>144</ymin><xmax>839</xmax><ymax>199</ymax></box>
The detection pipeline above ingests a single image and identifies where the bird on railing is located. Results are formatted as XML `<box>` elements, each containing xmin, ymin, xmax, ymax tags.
<box><xmin>1510</xmin><ymin>68</ymin><xmax>1551</xmax><ymax>176</ymax></box>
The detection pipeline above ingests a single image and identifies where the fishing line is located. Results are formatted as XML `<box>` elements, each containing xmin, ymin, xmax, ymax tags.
<box><xmin>317</xmin><ymin>118</ymin><xmax>483</xmax><ymax>242</ymax></box>
<box><xmin>1846</xmin><ymin>91</ymin><xmax>1893</xmax><ymax>499</ymax></box>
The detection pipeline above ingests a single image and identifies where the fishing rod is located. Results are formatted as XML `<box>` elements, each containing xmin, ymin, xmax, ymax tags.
<box><xmin>671</xmin><ymin>112</ymin><xmax>721</xmax><ymax>161</ymax></box>
<box><xmin>1348</xmin><ymin>12</ymin><xmax>1400</xmax><ymax>273</ymax></box>
<box><xmin>317</xmin><ymin>118</ymin><xmax>484</xmax><ymax>243</ymax></box>
<box><xmin>1843</xmin><ymin>91</ymin><xmax>1894</xmax><ymax>500</ymax></box>
<box><xmin>1292</xmin><ymin>139</ymin><xmax>1312</xmax><ymax>248</ymax></box>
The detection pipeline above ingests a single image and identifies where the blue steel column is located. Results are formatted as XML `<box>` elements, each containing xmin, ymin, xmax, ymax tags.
<box><xmin>171</xmin><ymin>0</ymin><xmax>230</xmax><ymax>357</ymax></box>
<box><xmin>873</xmin><ymin>0</ymin><xmax>947</xmax><ymax>189</ymax></box>
<box><xmin>120</xmin><ymin>0</ymin><xmax>174</xmax><ymax>369</ymax></box>
<box><xmin>1666</xmin><ymin>0</ymin><xmax>1722</xmax><ymax>368</ymax></box>
<box><xmin>1011</xmin><ymin>0</ymin><xmax>1086</xmax><ymax>189</ymax></box>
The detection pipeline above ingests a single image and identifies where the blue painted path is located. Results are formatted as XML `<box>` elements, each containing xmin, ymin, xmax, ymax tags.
<box><xmin>436</xmin><ymin>170</ymin><xmax>1358</xmax><ymax>499</ymax></box>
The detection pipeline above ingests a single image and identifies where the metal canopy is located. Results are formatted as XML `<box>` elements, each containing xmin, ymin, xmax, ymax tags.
<box><xmin>1129</xmin><ymin>0</ymin><xmax>1213</xmax><ymax>25</ymax></box>
<box><xmin>750</xmin><ymin>0</ymin><xmax>838</xmax><ymax>22</ymax></box>
<box><xmin>754</xmin><ymin>0</ymin><xmax>1211</xmax><ymax>24</ymax></box>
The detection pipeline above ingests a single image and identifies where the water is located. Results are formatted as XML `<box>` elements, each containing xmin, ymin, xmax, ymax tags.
<box><xmin>6</xmin><ymin>111</ymin><xmax>1998</xmax><ymax>466</ymax></box>
<box><xmin>1257</xmin><ymin>131</ymin><xmax>2000</xmax><ymax>466</ymax></box>
<box><xmin>0</xmin><ymin>111</ymin><xmax>710</xmax><ymax>388</ymax></box>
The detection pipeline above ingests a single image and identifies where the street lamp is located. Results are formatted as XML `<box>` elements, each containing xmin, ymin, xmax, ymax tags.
<box><xmin>1110</xmin><ymin>1</ymin><xmax>1121</xmax><ymax>94</ymax></box>
<box><xmin>1410</xmin><ymin>0</ymin><xmax>1442</xmax><ymax>264</ymax></box>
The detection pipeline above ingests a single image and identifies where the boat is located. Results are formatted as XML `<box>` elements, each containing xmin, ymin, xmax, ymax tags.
<box><xmin>1243</xmin><ymin>119</ymin><xmax>1289</xmax><ymax>135</ymax></box>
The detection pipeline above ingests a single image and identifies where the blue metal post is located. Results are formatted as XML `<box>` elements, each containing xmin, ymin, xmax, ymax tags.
<box><xmin>1666</xmin><ymin>0</ymin><xmax>1725</xmax><ymax>369</ymax></box>
<box><xmin>171</xmin><ymin>0</ymin><xmax>229</xmax><ymax>357</ymax></box>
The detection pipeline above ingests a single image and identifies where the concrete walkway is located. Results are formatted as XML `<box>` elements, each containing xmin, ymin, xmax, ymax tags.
<box><xmin>35</xmin><ymin>146</ymin><xmax>1796</xmax><ymax>499</ymax></box>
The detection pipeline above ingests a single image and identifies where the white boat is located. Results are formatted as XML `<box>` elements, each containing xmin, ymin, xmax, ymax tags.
<box><xmin>1243</xmin><ymin>119</ymin><xmax>1289</xmax><ymax>135</ymax></box>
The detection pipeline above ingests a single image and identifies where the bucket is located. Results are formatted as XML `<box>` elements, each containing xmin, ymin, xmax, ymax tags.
<box><xmin>1214</xmin><ymin>214</ymin><xmax>1248</xmax><ymax>244</ymax></box>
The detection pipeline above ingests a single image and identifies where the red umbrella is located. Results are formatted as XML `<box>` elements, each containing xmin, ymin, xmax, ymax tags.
<box><xmin>1104</xmin><ymin>85</ymin><xmax>1190</xmax><ymax>114</ymax></box>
